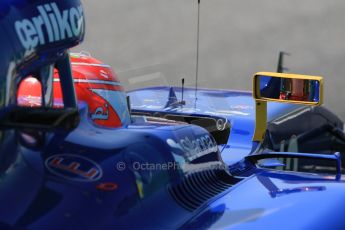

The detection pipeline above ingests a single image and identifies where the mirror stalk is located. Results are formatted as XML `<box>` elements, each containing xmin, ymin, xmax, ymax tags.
<box><xmin>253</xmin><ymin>100</ymin><xmax>267</xmax><ymax>142</ymax></box>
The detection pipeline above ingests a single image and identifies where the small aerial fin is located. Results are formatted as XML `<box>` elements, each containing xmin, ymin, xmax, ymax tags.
<box><xmin>165</xmin><ymin>87</ymin><xmax>178</xmax><ymax>108</ymax></box>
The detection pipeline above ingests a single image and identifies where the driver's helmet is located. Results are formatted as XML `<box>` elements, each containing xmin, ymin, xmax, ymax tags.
<box><xmin>18</xmin><ymin>53</ymin><xmax>131</xmax><ymax>128</ymax></box>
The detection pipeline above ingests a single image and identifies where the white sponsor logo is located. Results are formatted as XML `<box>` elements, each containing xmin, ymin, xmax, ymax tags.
<box><xmin>167</xmin><ymin>135</ymin><xmax>218</xmax><ymax>161</ymax></box>
<box><xmin>15</xmin><ymin>2</ymin><xmax>84</xmax><ymax>50</ymax></box>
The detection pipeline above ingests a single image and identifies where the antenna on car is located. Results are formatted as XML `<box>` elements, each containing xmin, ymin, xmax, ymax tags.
<box><xmin>180</xmin><ymin>78</ymin><xmax>186</xmax><ymax>105</ymax></box>
<box><xmin>277</xmin><ymin>51</ymin><xmax>290</xmax><ymax>73</ymax></box>
<box><xmin>194</xmin><ymin>0</ymin><xmax>201</xmax><ymax>100</ymax></box>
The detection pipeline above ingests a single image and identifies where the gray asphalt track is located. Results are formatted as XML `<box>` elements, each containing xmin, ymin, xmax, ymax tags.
<box><xmin>75</xmin><ymin>0</ymin><xmax>345</xmax><ymax>121</ymax></box>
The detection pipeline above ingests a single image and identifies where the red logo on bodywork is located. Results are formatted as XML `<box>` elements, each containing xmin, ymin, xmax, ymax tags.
<box><xmin>45</xmin><ymin>154</ymin><xmax>103</xmax><ymax>182</ymax></box>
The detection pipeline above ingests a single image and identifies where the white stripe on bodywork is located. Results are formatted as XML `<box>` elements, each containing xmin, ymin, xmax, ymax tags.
<box><xmin>271</xmin><ymin>107</ymin><xmax>310</xmax><ymax>125</ymax></box>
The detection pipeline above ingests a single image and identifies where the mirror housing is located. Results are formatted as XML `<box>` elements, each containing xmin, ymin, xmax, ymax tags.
<box><xmin>253</xmin><ymin>72</ymin><xmax>323</xmax><ymax>105</ymax></box>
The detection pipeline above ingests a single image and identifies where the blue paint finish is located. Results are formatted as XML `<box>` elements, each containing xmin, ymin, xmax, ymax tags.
<box><xmin>181</xmin><ymin>172</ymin><xmax>345</xmax><ymax>230</ymax></box>
<box><xmin>0</xmin><ymin>78</ymin><xmax>340</xmax><ymax>228</ymax></box>
<box><xmin>0</xmin><ymin>86</ymin><xmax>341</xmax><ymax>229</ymax></box>
<box><xmin>128</xmin><ymin>86</ymin><xmax>301</xmax><ymax>165</ymax></box>
<box><xmin>126</xmin><ymin>86</ymin><xmax>345</xmax><ymax>229</ymax></box>
<box><xmin>0</xmin><ymin>1</ymin><xmax>344</xmax><ymax>228</ymax></box>
<box><xmin>0</xmin><ymin>101</ymin><xmax>225</xmax><ymax>228</ymax></box>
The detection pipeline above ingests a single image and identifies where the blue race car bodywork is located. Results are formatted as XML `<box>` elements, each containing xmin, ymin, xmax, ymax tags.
<box><xmin>1</xmin><ymin>103</ymin><xmax>227</xmax><ymax>229</ymax></box>
<box><xmin>1</xmin><ymin>1</ymin><xmax>345</xmax><ymax>229</ymax></box>
<box><xmin>2</xmin><ymin>86</ymin><xmax>345</xmax><ymax>229</ymax></box>
<box><xmin>127</xmin><ymin>86</ymin><xmax>345</xmax><ymax>229</ymax></box>
<box><xmin>128</xmin><ymin>86</ymin><xmax>343</xmax><ymax>164</ymax></box>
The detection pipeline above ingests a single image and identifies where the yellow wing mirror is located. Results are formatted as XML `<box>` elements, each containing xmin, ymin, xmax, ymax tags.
<box><xmin>254</xmin><ymin>72</ymin><xmax>323</xmax><ymax>105</ymax></box>
<box><xmin>252</xmin><ymin>72</ymin><xmax>324</xmax><ymax>142</ymax></box>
